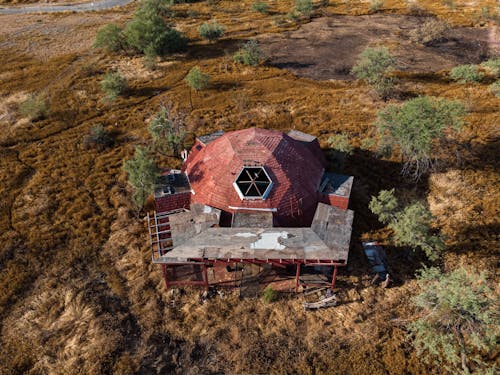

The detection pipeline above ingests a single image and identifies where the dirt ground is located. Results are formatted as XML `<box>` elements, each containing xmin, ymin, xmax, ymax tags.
<box><xmin>260</xmin><ymin>14</ymin><xmax>496</xmax><ymax>80</ymax></box>
<box><xmin>0</xmin><ymin>0</ymin><xmax>498</xmax><ymax>374</ymax></box>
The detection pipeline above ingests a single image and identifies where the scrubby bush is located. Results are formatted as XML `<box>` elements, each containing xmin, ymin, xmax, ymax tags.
<box><xmin>409</xmin><ymin>19</ymin><xmax>448</xmax><ymax>45</ymax></box>
<box><xmin>409</xmin><ymin>267</ymin><xmax>498</xmax><ymax>374</ymax></box>
<box><xmin>375</xmin><ymin>96</ymin><xmax>465</xmax><ymax>179</ymax></box>
<box><xmin>369</xmin><ymin>0</ymin><xmax>384</xmax><ymax>12</ymax></box>
<box><xmin>489</xmin><ymin>80</ymin><xmax>500</xmax><ymax>97</ymax></box>
<box><xmin>19</xmin><ymin>94</ymin><xmax>49</xmax><ymax>120</ymax></box>
<box><xmin>327</xmin><ymin>134</ymin><xmax>353</xmax><ymax>171</ymax></box>
<box><xmin>252</xmin><ymin>1</ymin><xmax>269</xmax><ymax>14</ymax></box>
<box><xmin>199</xmin><ymin>20</ymin><xmax>225</xmax><ymax>42</ymax></box>
<box><xmin>101</xmin><ymin>72</ymin><xmax>128</xmax><ymax>100</ymax></box>
<box><xmin>185</xmin><ymin>66</ymin><xmax>210</xmax><ymax>91</ymax></box>
<box><xmin>360</xmin><ymin>137</ymin><xmax>376</xmax><ymax>150</ymax></box>
<box><xmin>123</xmin><ymin>146</ymin><xmax>160</xmax><ymax>209</ymax></box>
<box><xmin>351</xmin><ymin>46</ymin><xmax>396</xmax><ymax>98</ymax></box>
<box><xmin>369</xmin><ymin>189</ymin><xmax>444</xmax><ymax>260</ymax></box>
<box><xmin>93</xmin><ymin>24</ymin><xmax>127</xmax><ymax>53</ymax></box>
<box><xmin>148</xmin><ymin>104</ymin><xmax>187</xmax><ymax>156</ymax></box>
<box><xmin>295</xmin><ymin>0</ymin><xmax>313</xmax><ymax>16</ymax></box>
<box><xmin>480</xmin><ymin>57</ymin><xmax>500</xmax><ymax>77</ymax></box>
<box><xmin>450</xmin><ymin>64</ymin><xmax>484</xmax><ymax>83</ymax></box>
<box><xmin>233</xmin><ymin>40</ymin><xmax>263</xmax><ymax>66</ymax></box>
<box><xmin>83</xmin><ymin>125</ymin><xmax>114</xmax><ymax>150</ymax></box>
<box><xmin>327</xmin><ymin>134</ymin><xmax>354</xmax><ymax>154</ymax></box>
<box><xmin>125</xmin><ymin>0</ymin><xmax>187</xmax><ymax>56</ymax></box>
<box><xmin>262</xmin><ymin>286</ymin><xmax>277</xmax><ymax>304</ymax></box>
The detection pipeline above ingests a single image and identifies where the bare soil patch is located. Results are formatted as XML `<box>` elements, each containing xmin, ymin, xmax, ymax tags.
<box><xmin>260</xmin><ymin>14</ymin><xmax>494</xmax><ymax>80</ymax></box>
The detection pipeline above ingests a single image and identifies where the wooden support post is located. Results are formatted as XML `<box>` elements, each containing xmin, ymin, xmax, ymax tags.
<box><xmin>295</xmin><ymin>262</ymin><xmax>301</xmax><ymax>292</ymax></box>
<box><xmin>203</xmin><ymin>264</ymin><xmax>209</xmax><ymax>291</ymax></box>
<box><xmin>162</xmin><ymin>264</ymin><xmax>170</xmax><ymax>290</ymax></box>
<box><xmin>331</xmin><ymin>265</ymin><xmax>338</xmax><ymax>290</ymax></box>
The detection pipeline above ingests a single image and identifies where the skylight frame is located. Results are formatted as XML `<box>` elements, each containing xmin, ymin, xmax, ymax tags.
<box><xmin>233</xmin><ymin>166</ymin><xmax>273</xmax><ymax>200</ymax></box>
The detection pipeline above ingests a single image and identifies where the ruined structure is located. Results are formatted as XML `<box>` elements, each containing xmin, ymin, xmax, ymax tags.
<box><xmin>147</xmin><ymin>128</ymin><xmax>354</xmax><ymax>291</ymax></box>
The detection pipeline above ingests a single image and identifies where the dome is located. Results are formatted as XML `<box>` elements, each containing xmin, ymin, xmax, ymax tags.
<box><xmin>184</xmin><ymin>128</ymin><xmax>326</xmax><ymax>226</ymax></box>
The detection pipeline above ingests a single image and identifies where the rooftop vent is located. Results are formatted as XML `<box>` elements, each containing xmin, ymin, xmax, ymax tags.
<box><xmin>234</xmin><ymin>166</ymin><xmax>272</xmax><ymax>200</ymax></box>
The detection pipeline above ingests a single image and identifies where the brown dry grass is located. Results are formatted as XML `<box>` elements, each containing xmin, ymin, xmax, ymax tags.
<box><xmin>0</xmin><ymin>0</ymin><xmax>498</xmax><ymax>374</ymax></box>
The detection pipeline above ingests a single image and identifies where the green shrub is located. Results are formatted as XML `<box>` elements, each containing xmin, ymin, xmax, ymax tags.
<box><xmin>185</xmin><ymin>66</ymin><xmax>210</xmax><ymax>91</ymax></box>
<box><xmin>327</xmin><ymin>134</ymin><xmax>354</xmax><ymax>154</ymax></box>
<box><xmin>489</xmin><ymin>80</ymin><xmax>500</xmax><ymax>98</ymax></box>
<box><xmin>450</xmin><ymin>64</ymin><xmax>484</xmax><ymax>83</ymax></box>
<box><xmin>369</xmin><ymin>0</ymin><xmax>384</xmax><ymax>12</ymax></box>
<box><xmin>199</xmin><ymin>20</ymin><xmax>225</xmax><ymax>42</ymax></box>
<box><xmin>233</xmin><ymin>40</ymin><xmax>263</xmax><ymax>66</ymax></box>
<box><xmin>101</xmin><ymin>72</ymin><xmax>128</xmax><ymax>100</ymax></box>
<box><xmin>93</xmin><ymin>24</ymin><xmax>127</xmax><ymax>52</ymax></box>
<box><xmin>480</xmin><ymin>57</ymin><xmax>500</xmax><ymax>77</ymax></box>
<box><xmin>125</xmin><ymin>0</ymin><xmax>187</xmax><ymax>56</ymax></box>
<box><xmin>148</xmin><ymin>104</ymin><xmax>187</xmax><ymax>156</ymax></box>
<box><xmin>295</xmin><ymin>0</ymin><xmax>313</xmax><ymax>16</ymax></box>
<box><xmin>252</xmin><ymin>1</ymin><xmax>269</xmax><ymax>14</ymax></box>
<box><xmin>83</xmin><ymin>125</ymin><xmax>114</xmax><ymax>150</ymax></box>
<box><xmin>262</xmin><ymin>286</ymin><xmax>277</xmax><ymax>304</ymax></box>
<box><xmin>327</xmin><ymin>134</ymin><xmax>353</xmax><ymax>171</ymax></box>
<box><xmin>360</xmin><ymin>137</ymin><xmax>376</xmax><ymax>150</ymax></box>
<box><xmin>409</xmin><ymin>19</ymin><xmax>448</xmax><ymax>45</ymax></box>
<box><xmin>369</xmin><ymin>189</ymin><xmax>444</xmax><ymax>260</ymax></box>
<box><xmin>409</xmin><ymin>267</ymin><xmax>497</xmax><ymax>374</ymax></box>
<box><xmin>19</xmin><ymin>94</ymin><xmax>49</xmax><ymax>120</ymax></box>
<box><xmin>375</xmin><ymin>96</ymin><xmax>466</xmax><ymax>179</ymax></box>
<box><xmin>123</xmin><ymin>146</ymin><xmax>160</xmax><ymax>209</ymax></box>
<box><xmin>351</xmin><ymin>46</ymin><xmax>396</xmax><ymax>98</ymax></box>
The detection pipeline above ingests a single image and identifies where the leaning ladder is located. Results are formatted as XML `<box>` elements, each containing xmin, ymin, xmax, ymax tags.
<box><xmin>146</xmin><ymin>209</ymin><xmax>184</xmax><ymax>261</ymax></box>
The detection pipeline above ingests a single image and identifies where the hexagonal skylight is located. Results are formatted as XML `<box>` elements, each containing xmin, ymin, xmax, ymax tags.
<box><xmin>233</xmin><ymin>167</ymin><xmax>273</xmax><ymax>199</ymax></box>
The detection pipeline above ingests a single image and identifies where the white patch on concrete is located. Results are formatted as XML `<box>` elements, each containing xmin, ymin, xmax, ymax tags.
<box><xmin>250</xmin><ymin>232</ymin><xmax>289</xmax><ymax>250</ymax></box>
<box><xmin>234</xmin><ymin>232</ymin><xmax>256</xmax><ymax>238</ymax></box>
<box><xmin>203</xmin><ymin>205</ymin><xmax>213</xmax><ymax>213</ymax></box>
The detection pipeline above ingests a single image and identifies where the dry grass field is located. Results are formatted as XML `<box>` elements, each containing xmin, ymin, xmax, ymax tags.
<box><xmin>0</xmin><ymin>0</ymin><xmax>498</xmax><ymax>374</ymax></box>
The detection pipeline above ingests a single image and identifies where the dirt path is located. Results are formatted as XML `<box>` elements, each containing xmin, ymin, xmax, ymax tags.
<box><xmin>0</xmin><ymin>0</ymin><xmax>132</xmax><ymax>14</ymax></box>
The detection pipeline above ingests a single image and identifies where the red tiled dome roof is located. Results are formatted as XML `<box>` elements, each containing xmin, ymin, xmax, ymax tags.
<box><xmin>184</xmin><ymin>128</ymin><xmax>325</xmax><ymax>226</ymax></box>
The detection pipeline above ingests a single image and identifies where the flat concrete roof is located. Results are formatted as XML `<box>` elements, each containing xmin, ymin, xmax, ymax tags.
<box><xmin>161</xmin><ymin>227</ymin><xmax>338</xmax><ymax>261</ymax></box>
<box><xmin>154</xmin><ymin>203</ymin><xmax>353</xmax><ymax>264</ymax></box>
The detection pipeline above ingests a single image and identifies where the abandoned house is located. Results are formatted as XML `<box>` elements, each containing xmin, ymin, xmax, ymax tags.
<box><xmin>147</xmin><ymin>127</ymin><xmax>354</xmax><ymax>291</ymax></box>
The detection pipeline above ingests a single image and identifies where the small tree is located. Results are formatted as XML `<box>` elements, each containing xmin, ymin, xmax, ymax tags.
<box><xmin>375</xmin><ymin>96</ymin><xmax>466</xmax><ymax>179</ymax></box>
<box><xmin>93</xmin><ymin>24</ymin><xmax>127</xmax><ymax>53</ymax></box>
<box><xmin>233</xmin><ymin>40</ymin><xmax>263</xmax><ymax>67</ymax></box>
<box><xmin>295</xmin><ymin>0</ymin><xmax>313</xmax><ymax>16</ymax></box>
<box><xmin>369</xmin><ymin>189</ymin><xmax>444</xmax><ymax>260</ymax></box>
<box><xmin>409</xmin><ymin>267</ymin><xmax>498</xmax><ymax>374</ymax></box>
<box><xmin>351</xmin><ymin>46</ymin><xmax>396</xmax><ymax>98</ymax></box>
<box><xmin>199</xmin><ymin>20</ymin><xmax>225</xmax><ymax>42</ymax></box>
<box><xmin>101</xmin><ymin>72</ymin><xmax>128</xmax><ymax>100</ymax></box>
<box><xmin>125</xmin><ymin>0</ymin><xmax>187</xmax><ymax>57</ymax></box>
<box><xmin>19</xmin><ymin>94</ymin><xmax>49</xmax><ymax>121</ymax></box>
<box><xmin>148</xmin><ymin>104</ymin><xmax>187</xmax><ymax>156</ymax></box>
<box><xmin>185</xmin><ymin>66</ymin><xmax>210</xmax><ymax>109</ymax></box>
<box><xmin>123</xmin><ymin>146</ymin><xmax>160</xmax><ymax>209</ymax></box>
<box><xmin>450</xmin><ymin>64</ymin><xmax>484</xmax><ymax>83</ymax></box>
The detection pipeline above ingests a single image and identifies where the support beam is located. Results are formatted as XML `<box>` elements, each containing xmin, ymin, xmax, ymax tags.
<box><xmin>203</xmin><ymin>264</ymin><xmax>209</xmax><ymax>291</ymax></box>
<box><xmin>295</xmin><ymin>263</ymin><xmax>301</xmax><ymax>292</ymax></box>
<box><xmin>331</xmin><ymin>265</ymin><xmax>338</xmax><ymax>290</ymax></box>
<box><xmin>162</xmin><ymin>264</ymin><xmax>169</xmax><ymax>289</ymax></box>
